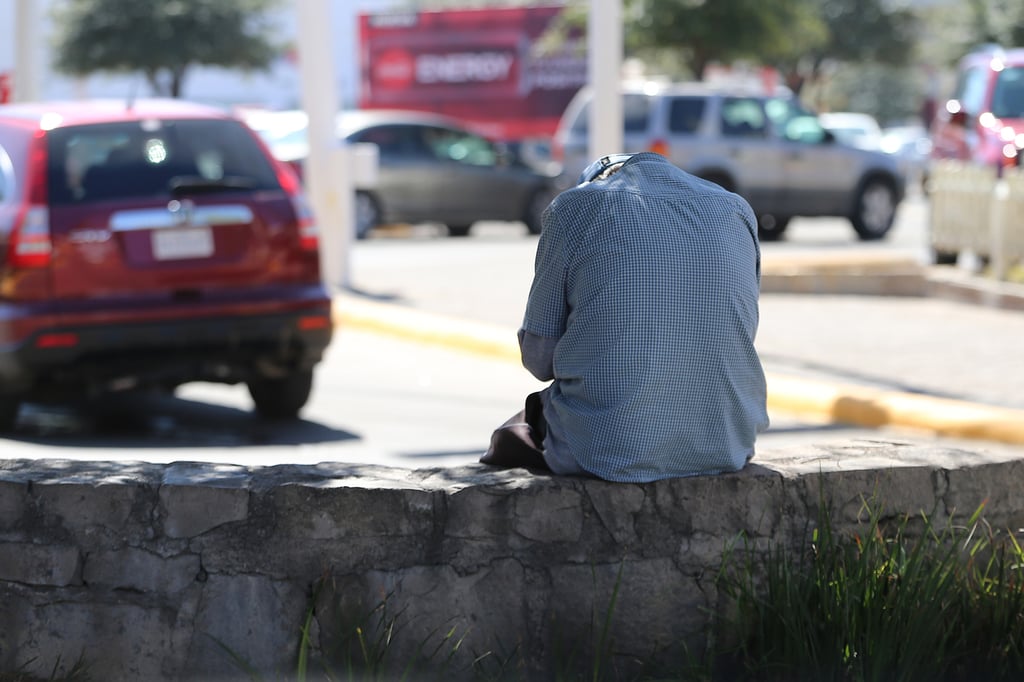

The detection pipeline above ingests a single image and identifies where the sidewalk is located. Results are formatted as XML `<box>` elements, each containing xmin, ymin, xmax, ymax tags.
<box><xmin>334</xmin><ymin>252</ymin><xmax>1024</xmax><ymax>446</ymax></box>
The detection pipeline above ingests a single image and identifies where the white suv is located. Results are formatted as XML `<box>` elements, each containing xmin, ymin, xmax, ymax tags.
<box><xmin>553</xmin><ymin>82</ymin><xmax>907</xmax><ymax>241</ymax></box>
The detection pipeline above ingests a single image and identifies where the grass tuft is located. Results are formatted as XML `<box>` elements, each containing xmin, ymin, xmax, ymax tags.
<box><xmin>713</xmin><ymin>496</ymin><xmax>1024</xmax><ymax>682</ymax></box>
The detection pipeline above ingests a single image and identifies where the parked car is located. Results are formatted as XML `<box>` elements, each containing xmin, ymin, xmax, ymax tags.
<box><xmin>553</xmin><ymin>82</ymin><xmax>907</xmax><ymax>241</ymax></box>
<box><xmin>880</xmin><ymin>123</ymin><xmax>933</xmax><ymax>190</ymax></box>
<box><xmin>0</xmin><ymin>98</ymin><xmax>333</xmax><ymax>430</ymax></box>
<box><xmin>930</xmin><ymin>44</ymin><xmax>1024</xmax><ymax>173</ymax></box>
<box><xmin>819</xmin><ymin>111</ymin><xmax>884</xmax><ymax>151</ymax></box>
<box><xmin>245</xmin><ymin>109</ymin><xmax>560</xmax><ymax>239</ymax></box>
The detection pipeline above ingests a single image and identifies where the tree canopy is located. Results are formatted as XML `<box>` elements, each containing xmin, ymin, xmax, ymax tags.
<box><xmin>619</xmin><ymin>0</ymin><xmax>920</xmax><ymax>94</ymax></box>
<box><xmin>50</xmin><ymin>0</ymin><xmax>283</xmax><ymax>98</ymax></box>
<box><xmin>625</xmin><ymin>0</ymin><xmax>827</xmax><ymax>82</ymax></box>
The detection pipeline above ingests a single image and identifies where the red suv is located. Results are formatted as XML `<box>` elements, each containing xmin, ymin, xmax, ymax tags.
<box><xmin>0</xmin><ymin>99</ymin><xmax>333</xmax><ymax>430</ymax></box>
<box><xmin>930</xmin><ymin>45</ymin><xmax>1024</xmax><ymax>172</ymax></box>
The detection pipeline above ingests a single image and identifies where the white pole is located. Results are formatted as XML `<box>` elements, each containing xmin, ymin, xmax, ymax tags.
<box><xmin>294</xmin><ymin>0</ymin><xmax>351</xmax><ymax>294</ymax></box>
<box><xmin>14</xmin><ymin>0</ymin><xmax>41</xmax><ymax>102</ymax></box>
<box><xmin>587</xmin><ymin>0</ymin><xmax>623</xmax><ymax>161</ymax></box>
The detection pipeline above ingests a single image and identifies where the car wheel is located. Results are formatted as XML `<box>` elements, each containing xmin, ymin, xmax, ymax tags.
<box><xmin>446</xmin><ymin>224</ymin><xmax>473</xmax><ymax>237</ymax></box>
<box><xmin>247</xmin><ymin>369</ymin><xmax>313</xmax><ymax>420</ymax></box>
<box><xmin>354</xmin><ymin>191</ymin><xmax>381</xmax><ymax>240</ymax></box>
<box><xmin>757</xmin><ymin>214</ymin><xmax>790</xmax><ymax>242</ymax></box>
<box><xmin>0</xmin><ymin>396</ymin><xmax>19</xmax><ymax>432</ymax></box>
<box><xmin>851</xmin><ymin>177</ymin><xmax>897</xmax><ymax>241</ymax></box>
<box><xmin>523</xmin><ymin>186</ymin><xmax>557</xmax><ymax>235</ymax></box>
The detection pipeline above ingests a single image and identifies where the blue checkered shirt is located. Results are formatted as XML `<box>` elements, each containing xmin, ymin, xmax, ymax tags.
<box><xmin>521</xmin><ymin>153</ymin><xmax>769</xmax><ymax>482</ymax></box>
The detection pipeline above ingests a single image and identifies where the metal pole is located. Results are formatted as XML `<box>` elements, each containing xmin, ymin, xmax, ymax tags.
<box><xmin>295</xmin><ymin>0</ymin><xmax>351</xmax><ymax>293</ymax></box>
<box><xmin>14</xmin><ymin>0</ymin><xmax>41</xmax><ymax>102</ymax></box>
<box><xmin>587</xmin><ymin>0</ymin><xmax>623</xmax><ymax>161</ymax></box>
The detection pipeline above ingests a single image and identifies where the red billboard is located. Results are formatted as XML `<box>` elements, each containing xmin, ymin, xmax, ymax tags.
<box><xmin>358</xmin><ymin>5</ymin><xmax>586</xmax><ymax>141</ymax></box>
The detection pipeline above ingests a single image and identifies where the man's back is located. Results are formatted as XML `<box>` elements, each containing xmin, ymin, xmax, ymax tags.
<box><xmin>522</xmin><ymin>153</ymin><xmax>769</xmax><ymax>482</ymax></box>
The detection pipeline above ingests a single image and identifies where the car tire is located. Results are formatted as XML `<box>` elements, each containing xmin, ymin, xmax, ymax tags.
<box><xmin>757</xmin><ymin>214</ymin><xmax>790</xmax><ymax>242</ymax></box>
<box><xmin>354</xmin><ymin>191</ymin><xmax>381</xmax><ymax>240</ymax></box>
<box><xmin>247</xmin><ymin>369</ymin><xmax>313</xmax><ymax>421</ymax></box>
<box><xmin>0</xmin><ymin>396</ymin><xmax>19</xmax><ymax>432</ymax></box>
<box><xmin>851</xmin><ymin>177</ymin><xmax>898</xmax><ymax>241</ymax></box>
<box><xmin>446</xmin><ymin>224</ymin><xmax>473</xmax><ymax>237</ymax></box>
<box><xmin>523</xmin><ymin>186</ymin><xmax>557</xmax><ymax>235</ymax></box>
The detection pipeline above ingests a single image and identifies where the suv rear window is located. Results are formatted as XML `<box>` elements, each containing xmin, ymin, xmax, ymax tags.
<box><xmin>667</xmin><ymin>97</ymin><xmax>705</xmax><ymax>134</ymax></box>
<box><xmin>46</xmin><ymin>118</ymin><xmax>282</xmax><ymax>206</ymax></box>
<box><xmin>568</xmin><ymin>93</ymin><xmax>651</xmax><ymax>135</ymax></box>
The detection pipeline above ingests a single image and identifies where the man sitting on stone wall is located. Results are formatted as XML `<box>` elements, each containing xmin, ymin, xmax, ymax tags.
<box><xmin>480</xmin><ymin>152</ymin><xmax>769</xmax><ymax>482</ymax></box>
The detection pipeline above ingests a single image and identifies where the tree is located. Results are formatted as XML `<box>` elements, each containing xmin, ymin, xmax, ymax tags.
<box><xmin>50</xmin><ymin>0</ymin><xmax>283</xmax><ymax>98</ymax></box>
<box><xmin>778</xmin><ymin>0</ymin><xmax>918</xmax><ymax>95</ymax></box>
<box><xmin>626</xmin><ymin>0</ymin><xmax>827</xmax><ymax>82</ymax></box>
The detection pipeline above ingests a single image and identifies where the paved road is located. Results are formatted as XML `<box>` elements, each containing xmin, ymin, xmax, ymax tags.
<box><xmin>349</xmin><ymin>195</ymin><xmax>1024</xmax><ymax>413</ymax></box>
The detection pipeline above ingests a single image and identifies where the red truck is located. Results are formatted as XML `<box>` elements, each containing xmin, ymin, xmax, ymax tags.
<box><xmin>930</xmin><ymin>44</ymin><xmax>1024</xmax><ymax>173</ymax></box>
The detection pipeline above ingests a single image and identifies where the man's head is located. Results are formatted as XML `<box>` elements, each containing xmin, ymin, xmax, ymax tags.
<box><xmin>577</xmin><ymin>153</ymin><xmax>634</xmax><ymax>185</ymax></box>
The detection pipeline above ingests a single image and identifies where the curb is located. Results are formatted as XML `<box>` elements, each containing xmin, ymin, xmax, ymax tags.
<box><xmin>761</xmin><ymin>253</ymin><xmax>928</xmax><ymax>296</ymax></box>
<box><xmin>333</xmin><ymin>291</ymin><xmax>1024</xmax><ymax>447</ymax></box>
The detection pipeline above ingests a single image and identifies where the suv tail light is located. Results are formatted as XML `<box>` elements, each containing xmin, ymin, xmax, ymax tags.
<box><xmin>8</xmin><ymin>206</ymin><xmax>52</xmax><ymax>268</ymax></box>
<box><xmin>273</xmin><ymin>158</ymin><xmax>319</xmax><ymax>252</ymax></box>
<box><xmin>8</xmin><ymin>131</ymin><xmax>52</xmax><ymax>269</ymax></box>
<box><xmin>291</xmin><ymin>194</ymin><xmax>319</xmax><ymax>252</ymax></box>
<box><xmin>648</xmin><ymin>138</ymin><xmax>670</xmax><ymax>157</ymax></box>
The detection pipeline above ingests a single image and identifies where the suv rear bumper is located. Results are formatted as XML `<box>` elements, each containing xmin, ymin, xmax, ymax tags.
<box><xmin>0</xmin><ymin>293</ymin><xmax>333</xmax><ymax>399</ymax></box>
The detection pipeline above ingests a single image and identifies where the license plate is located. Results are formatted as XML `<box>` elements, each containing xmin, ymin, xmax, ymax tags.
<box><xmin>152</xmin><ymin>226</ymin><xmax>214</xmax><ymax>261</ymax></box>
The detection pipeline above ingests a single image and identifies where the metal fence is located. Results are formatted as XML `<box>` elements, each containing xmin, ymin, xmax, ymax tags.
<box><xmin>928</xmin><ymin>160</ymin><xmax>1024</xmax><ymax>279</ymax></box>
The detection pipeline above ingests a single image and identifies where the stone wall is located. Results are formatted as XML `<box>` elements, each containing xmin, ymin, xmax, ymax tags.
<box><xmin>1</xmin><ymin>442</ymin><xmax>1023</xmax><ymax>681</ymax></box>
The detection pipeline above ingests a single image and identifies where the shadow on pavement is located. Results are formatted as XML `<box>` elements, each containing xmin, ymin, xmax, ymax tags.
<box><xmin>3</xmin><ymin>391</ymin><xmax>357</xmax><ymax>449</ymax></box>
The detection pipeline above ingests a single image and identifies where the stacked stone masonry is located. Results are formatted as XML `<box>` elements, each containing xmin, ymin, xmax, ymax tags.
<box><xmin>1</xmin><ymin>442</ymin><xmax>1022</xmax><ymax>681</ymax></box>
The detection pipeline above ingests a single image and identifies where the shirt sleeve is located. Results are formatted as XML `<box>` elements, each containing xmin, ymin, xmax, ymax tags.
<box><xmin>521</xmin><ymin>199</ymin><xmax>570</xmax><ymax>340</ymax></box>
<box><xmin>518</xmin><ymin>328</ymin><xmax>556</xmax><ymax>381</ymax></box>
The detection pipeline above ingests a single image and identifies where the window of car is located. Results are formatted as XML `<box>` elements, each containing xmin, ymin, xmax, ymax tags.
<box><xmin>667</xmin><ymin>96</ymin><xmax>705</xmax><ymax>134</ymax></box>
<box><xmin>955</xmin><ymin>65</ymin><xmax>990</xmax><ymax>115</ymax></box>
<box><xmin>623</xmin><ymin>94</ymin><xmax>651</xmax><ymax>133</ymax></box>
<box><xmin>766</xmin><ymin>97</ymin><xmax>827</xmax><ymax>143</ymax></box>
<box><xmin>351</xmin><ymin>125</ymin><xmax>404</xmax><ymax>156</ymax></box>
<box><xmin>419</xmin><ymin>126</ymin><xmax>497</xmax><ymax>166</ymax></box>
<box><xmin>992</xmin><ymin>66</ymin><xmax>1024</xmax><ymax>118</ymax></box>
<box><xmin>45</xmin><ymin>118</ymin><xmax>281</xmax><ymax>205</ymax></box>
<box><xmin>720</xmin><ymin>97</ymin><xmax>767</xmax><ymax>138</ymax></box>
<box><xmin>568</xmin><ymin>93</ymin><xmax>651</xmax><ymax>135</ymax></box>
<box><xmin>0</xmin><ymin>144</ymin><xmax>12</xmax><ymax>203</ymax></box>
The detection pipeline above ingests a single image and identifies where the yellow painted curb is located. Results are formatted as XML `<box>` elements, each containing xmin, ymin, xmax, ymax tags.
<box><xmin>766</xmin><ymin>373</ymin><xmax>1024</xmax><ymax>446</ymax></box>
<box><xmin>334</xmin><ymin>295</ymin><xmax>1024</xmax><ymax>446</ymax></box>
<box><xmin>334</xmin><ymin>297</ymin><xmax>521</xmax><ymax>363</ymax></box>
<box><xmin>760</xmin><ymin>252</ymin><xmax>923</xmax><ymax>274</ymax></box>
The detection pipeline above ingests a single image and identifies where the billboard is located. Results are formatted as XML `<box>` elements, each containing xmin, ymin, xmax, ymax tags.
<box><xmin>358</xmin><ymin>5</ymin><xmax>586</xmax><ymax>141</ymax></box>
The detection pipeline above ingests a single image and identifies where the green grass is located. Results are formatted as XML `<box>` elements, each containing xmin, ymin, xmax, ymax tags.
<box><xmin>712</xmin><ymin>497</ymin><xmax>1024</xmax><ymax>682</ymax></box>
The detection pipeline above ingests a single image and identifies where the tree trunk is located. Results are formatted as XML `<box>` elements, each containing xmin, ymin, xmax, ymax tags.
<box><xmin>170</xmin><ymin>66</ymin><xmax>186</xmax><ymax>98</ymax></box>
